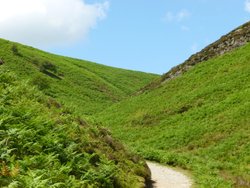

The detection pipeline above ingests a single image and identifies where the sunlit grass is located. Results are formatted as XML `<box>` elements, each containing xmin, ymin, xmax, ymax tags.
<box><xmin>96</xmin><ymin>43</ymin><xmax>250</xmax><ymax>187</ymax></box>
<box><xmin>0</xmin><ymin>38</ymin><xmax>158</xmax><ymax>116</ymax></box>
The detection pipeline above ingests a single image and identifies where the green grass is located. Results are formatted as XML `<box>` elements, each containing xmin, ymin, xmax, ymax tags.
<box><xmin>1</xmin><ymin>33</ymin><xmax>249</xmax><ymax>187</ymax></box>
<box><xmin>0</xmin><ymin>70</ymin><xmax>150</xmax><ymax>187</ymax></box>
<box><xmin>96</xmin><ymin>43</ymin><xmax>250</xmax><ymax>187</ymax></box>
<box><xmin>0</xmin><ymin>39</ymin><xmax>158</xmax><ymax>187</ymax></box>
<box><xmin>0</xmin><ymin>38</ymin><xmax>158</xmax><ymax>116</ymax></box>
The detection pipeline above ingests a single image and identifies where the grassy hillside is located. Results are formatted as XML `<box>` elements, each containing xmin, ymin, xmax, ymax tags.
<box><xmin>0</xmin><ymin>38</ymin><xmax>158</xmax><ymax>116</ymax></box>
<box><xmin>140</xmin><ymin>21</ymin><xmax>250</xmax><ymax>93</ymax></box>
<box><xmin>0</xmin><ymin>70</ymin><xmax>150</xmax><ymax>187</ymax></box>
<box><xmin>96</xmin><ymin>43</ymin><xmax>250</xmax><ymax>187</ymax></box>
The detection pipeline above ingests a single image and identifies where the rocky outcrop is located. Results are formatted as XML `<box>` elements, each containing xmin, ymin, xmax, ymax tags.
<box><xmin>139</xmin><ymin>21</ymin><xmax>250</xmax><ymax>93</ymax></box>
<box><xmin>161</xmin><ymin>21</ymin><xmax>250</xmax><ymax>82</ymax></box>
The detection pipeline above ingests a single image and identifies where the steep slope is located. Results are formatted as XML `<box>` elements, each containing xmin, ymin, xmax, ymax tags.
<box><xmin>0</xmin><ymin>70</ymin><xmax>150</xmax><ymax>187</ymax></box>
<box><xmin>96</xmin><ymin>39</ymin><xmax>250</xmax><ymax>186</ymax></box>
<box><xmin>140</xmin><ymin>21</ymin><xmax>250</xmax><ymax>93</ymax></box>
<box><xmin>0</xmin><ymin>38</ymin><xmax>158</xmax><ymax>115</ymax></box>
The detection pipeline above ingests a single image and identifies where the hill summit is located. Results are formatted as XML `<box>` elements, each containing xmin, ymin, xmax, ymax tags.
<box><xmin>141</xmin><ymin>21</ymin><xmax>250</xmax><ymax>92</ymax></box>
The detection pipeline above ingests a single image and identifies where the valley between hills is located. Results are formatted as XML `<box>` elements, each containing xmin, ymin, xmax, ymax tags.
<box><xmin>0</xmin><ymin>22</ymin><xmax>250</xmax><ymax>187</ymax></box>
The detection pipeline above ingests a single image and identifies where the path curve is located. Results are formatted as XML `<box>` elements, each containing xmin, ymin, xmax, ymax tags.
<box><xmin>146</xmin><ymin>161</ymin><xmax>192</xmax><ymax>188</ymax></box>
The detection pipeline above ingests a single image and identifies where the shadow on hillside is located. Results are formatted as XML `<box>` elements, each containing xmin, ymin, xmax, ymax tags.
<box><xmin>42</xmin><ymin>70</ymin><xmax>62</xmax><ymax>80</ymax></box>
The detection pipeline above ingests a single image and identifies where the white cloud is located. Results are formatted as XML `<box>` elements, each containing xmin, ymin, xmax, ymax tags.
<box><xmin>177</xmin><ymin>10</ymin><xmax>190</xmax><ymax>21</ymax></box>
<box><xmin>245</xmin><ymin>0</ymin><xmax>250</xmax><ymax>13</ymax></box>
<box><xmin>0</xmin><ymin>0</ymin><xmax>109</xmax><ymax>47</ymax></box>
<box><xmin>164</xmin><ymin>9</ymin><xmax>190</xmax><ymax>23</ymax></box>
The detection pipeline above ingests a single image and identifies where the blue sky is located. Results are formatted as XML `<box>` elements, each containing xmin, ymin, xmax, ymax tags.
<box><xmin>1</xmin><ymin>0</ymin><xmax>250</xmax><ymax>74</ymax></box>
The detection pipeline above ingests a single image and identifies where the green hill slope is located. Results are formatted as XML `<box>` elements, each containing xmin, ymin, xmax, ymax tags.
<box><xmin>0</xmin><ymin>70</ymin><xmax>150</xmax><ymax>187</ymax></box>
<box><xmin>0</xmin><ymin>39</ymin><xmax>158</xmax><ymax>187</ymax></box>
<box><xmin>140</xmin><ymin>21</ymin><xmax>250</xmax><ymax>93</ymax></box>
<box><xmin>96</xmin><ymin>41</ymin><xmax>250</xmax><ymax>186</ymax></box>
<box><xmin>0</xmin><ymin>38</ymin><xmax>158</xmax><ymax>115</ymax></box>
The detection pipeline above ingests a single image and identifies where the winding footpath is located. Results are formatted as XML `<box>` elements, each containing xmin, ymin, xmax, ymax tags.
<box><xmin>147</xmin><ymin>161</ymin><xmax>192</xmax><ymax>188</ymax></box>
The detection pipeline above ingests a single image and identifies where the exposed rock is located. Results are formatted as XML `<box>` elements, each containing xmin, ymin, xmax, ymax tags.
<box><xmin>161</xmin><ymin>21</ymin><xmax>250</xmax><ymax>83</ymax></box>
<box><xmin>139</xmin><ymin>21</ymin><xmax>250</xmax><ymax>93</ymax></box>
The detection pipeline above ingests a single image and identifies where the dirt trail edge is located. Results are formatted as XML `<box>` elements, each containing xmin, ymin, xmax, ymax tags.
<box><xmin>146</xmin><ymin>161</ymin><xmax>192</xmax><ymax>188</ymax></box>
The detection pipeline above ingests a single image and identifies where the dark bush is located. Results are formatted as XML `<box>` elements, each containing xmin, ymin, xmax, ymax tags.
<box><xmin>11</xmin><ymin>45</ymin><xmax>20</xmax><ymax>56</ymax></box>
<box><xmin>40</xmin><ymin>61</ymin><xmax>57</xmax><ymax>73</ymax></box>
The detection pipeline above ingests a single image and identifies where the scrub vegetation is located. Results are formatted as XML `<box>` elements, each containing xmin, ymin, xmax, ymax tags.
<box><xmin>0</xmin><ymin>39</ymin><xmax>154</xmax><ymax>187</ymax></box>
<box><xmin>0</xmin><ymin>71</ymin><xmax>151</xmax><ymax>187</ymax></box>
<box><xmin>1</xmin><ymin>22</ymin><xmax>250</xmax><ymax>188</ymax></box>
<box><xmin>96</xmin><ymin>43</ymin><xmax>250</xmax><ymax>187</ymax></box>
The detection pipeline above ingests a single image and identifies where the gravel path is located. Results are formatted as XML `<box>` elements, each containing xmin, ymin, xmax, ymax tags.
<box><xmin>147</xmin><ymin>161</ymin><xmax>192</xmax><ymax>188</ymax></box>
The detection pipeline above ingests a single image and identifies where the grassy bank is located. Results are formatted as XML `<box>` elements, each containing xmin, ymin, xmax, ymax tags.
<box><xmin>0</xmin><ymin>70</ymin><xmax>150</xmax><ymax>187</ymax></box>
<box><xmin>96</xmin><ymin>43</ymin><xmax>250</xmax><ymax>187</ymax></box>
